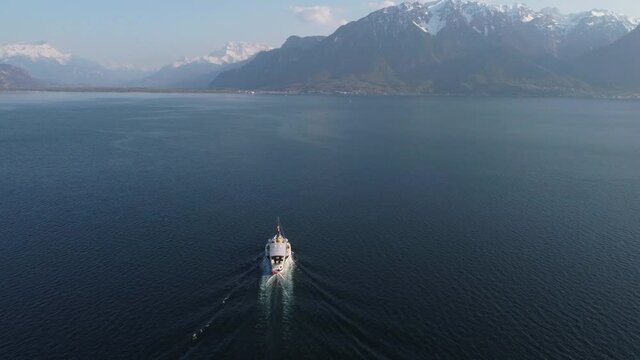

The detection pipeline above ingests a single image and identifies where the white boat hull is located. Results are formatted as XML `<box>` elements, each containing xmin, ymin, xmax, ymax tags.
<box><xmin>264</xmin><ymin>218</ymin><xmax>292</xmax><ymax>275</ymax></box>
<box><xmin>265</xmin><ymin>243</ymin><xmax>292</xmax><ymax>275</ymax></box>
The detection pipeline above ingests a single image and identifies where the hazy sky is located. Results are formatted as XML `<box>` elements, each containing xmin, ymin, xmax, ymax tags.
<box><xmin>1</xmin><ymin>0</ymin><xmax>639</xmax><ymax>68</ymax></box>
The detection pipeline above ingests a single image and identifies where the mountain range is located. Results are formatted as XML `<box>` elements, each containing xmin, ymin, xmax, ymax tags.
<box><xmin>2</xmin><ymin>1</ymin><xmax>640</xmax><ymax>95</ymax></box>
<box><xmin>212</xmin><ymin>1</ymin><xmax>640</xmax><ymax>95</ymax></box>
<box><xmin>136</xmin><ymin>42</ymin><xmax>272</xmax><ymax>88</ymax></box>
<box><xmin>0</xmin><ymin>41</ymin><xmax>271</xmax><ymax>89</ymax></box>
<box><xmin>0</xmin><ymin>42</ymin><xmax>151</xmax><ymax>86</ymax></box>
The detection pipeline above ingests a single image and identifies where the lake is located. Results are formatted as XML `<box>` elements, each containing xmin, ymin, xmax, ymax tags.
<box><xmin>1</xmin><ymin>92</ymin><xmax>639</xmax><ymax>359</ymax></box>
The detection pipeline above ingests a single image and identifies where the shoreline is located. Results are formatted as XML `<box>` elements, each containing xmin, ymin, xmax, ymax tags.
<box><xmin>2</xmin><ymin>87</ymin><xmax>640</xmax><ymax>101</ymax></box>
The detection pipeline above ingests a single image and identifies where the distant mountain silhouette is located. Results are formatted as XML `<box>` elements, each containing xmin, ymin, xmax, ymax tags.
<box><xmin>136</xmin><ymin>42</ymin><xmax>272</xmax><ymax>89</ymax></box>
<box><xmin>574</xmin><ymin>26</ymin><xmax>640</xmax><ymax>91</ymax></box>
<box><xmin>0</xmin><ymin>42</ymin><xmax>149</xmax><ymax>86</ymax></box>
<box><xmin>0</xmin><ymin>64</ymin><xmax>44</xmax><ymax>89</ymax></box>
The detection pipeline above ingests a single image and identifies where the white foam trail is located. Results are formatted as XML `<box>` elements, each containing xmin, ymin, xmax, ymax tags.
<box><xmin>258</xmin><ymin>254</ymin><xmax>295</xmax><ymax>333</ymax></box>
<box><xmin>187</xmin><ymin>254</ymin><xmax>297</xmax><ymax>355</ymax></box>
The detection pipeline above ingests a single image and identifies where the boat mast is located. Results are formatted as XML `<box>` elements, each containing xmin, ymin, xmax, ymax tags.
<box><xmin>276</xmin><ymin>217</ymin><xmax>283</xmax><ymax>237</ymax></box>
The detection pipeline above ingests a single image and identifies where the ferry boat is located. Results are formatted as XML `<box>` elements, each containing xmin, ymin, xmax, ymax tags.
<box><xmin>265</xmin><ymin>218</ymin><xmax>292</xmax><ymax>275</ymax></box>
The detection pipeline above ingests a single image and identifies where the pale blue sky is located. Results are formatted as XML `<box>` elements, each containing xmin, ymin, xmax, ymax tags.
<box><xmin>1</xmin><ymin>0</ymin><xmax>638</xmax><ymax>68</ymax></box>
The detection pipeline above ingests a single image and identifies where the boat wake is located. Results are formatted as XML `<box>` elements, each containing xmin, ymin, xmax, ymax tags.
<box><xmin>258</xmin><ymin>254</ymin><xmax>296</xmax><ymax>353</ymax></box>
<box><xmin>177</xmin><ymin>253</ymin><xmax>296</xmax><ymax>359</ymax></box>
<box><xmin>178</xmin><ymin>221</ymin><xmax>297</xmax><ymax>358</ymax></box>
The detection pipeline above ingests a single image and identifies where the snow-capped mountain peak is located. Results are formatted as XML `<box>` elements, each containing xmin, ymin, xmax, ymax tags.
<box><xmin>572</xmin><ymin>9</ymin><xmax>640</xmax><ymax>32</ymax></box>
<box><xmin>209</xmin><ymin>41</ymin><xmax>273</xmax><ymax>63</ymax></box>
<box><xmin>0</xmin><ymin>42</ymin><xmax>150</xmax><ymax>86</ymax></box>
<box><xmin>355</xmin><ymin>0</ymin><xmax>640</xmax><ymax>61</ymax></box>
<box><xmin>502</xmin><ymin>3</ymin><xmax>541</xmax><ymax>23</ymax></box>
<box><xmin>375</xmin><ymin>0</ymin><xmax>511</xmax><ymax>35</ymax></box>
<box><xmin>173</xmin><ymin>42</ymin><xmax>273</xmax><ymax>67</ymax></box>
<box><xmin>374</xmin><ymin>1</ymin><xmax>639</xmax><ymax>38</ymax></box>
<box><xmin>0</xmin><ymin>42</ymin><xmax>71</xmax><ymax>64</ymax></box>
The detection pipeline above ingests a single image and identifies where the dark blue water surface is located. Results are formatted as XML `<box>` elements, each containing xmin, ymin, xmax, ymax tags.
<box><xmin>0</xmin><ymin>92</ymin><xmax>639</xmax><ymax>359</ymax></box>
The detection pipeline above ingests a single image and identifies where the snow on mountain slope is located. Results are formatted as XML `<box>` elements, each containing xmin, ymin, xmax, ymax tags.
<box><xmin>173</xmin><ymin>42</ymin><xmax>272</xmax><ymax>67</ymax></box>
<box><xmin>365</xmin><ymin>0</ymin><xmax>638</xmax><ymax>59</ymax></box>
<box><xmin>0</xmin><ymin>42</ymin><xmax>149</xmax><ymax>85</ymax></box>
<box><xmin>574</xmin><ymin>9</ymin><xmax>639</xmax><ymax>32</ymax></box>
<box><xmin>137</xmin><ymin>41</ymin><xmax>273</xmax><ymax>89</ymax></box>
<box><xmin>0</xmin><ymin>42</ymin><xmax>71</xmax><ymax>64</ymax></box>
<box><xmin>382</xmin><ymin>0</ymin><xmax>638</xmax><ymax>37</ymax></box>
